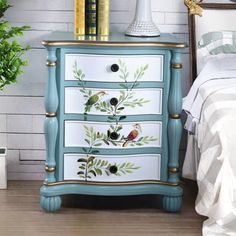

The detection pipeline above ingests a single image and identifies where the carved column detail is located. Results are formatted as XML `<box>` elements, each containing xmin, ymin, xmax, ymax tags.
<box><xmin>168</xmin><ymin>51</ymin><xmax>182</xmax><ymax>184</ymax></box>
<box><xmin>44</xmin><ymin>47</ymin><xmax>58</xmax><ymax>183</ymax></box>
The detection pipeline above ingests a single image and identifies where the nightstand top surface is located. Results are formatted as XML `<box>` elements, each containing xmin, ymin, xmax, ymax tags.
<box><xmin>42</xmin><ymin>31</ymin><xmax>187</xmax><ymax>48</ymax></box>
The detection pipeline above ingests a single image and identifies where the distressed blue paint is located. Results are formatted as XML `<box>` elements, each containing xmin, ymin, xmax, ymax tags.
<box><xmin>40</xmin><ymin>183</ymin><xmax>183</xmax><ymax>198</ymax></box>
<box><xmin>40</xmin><ymin>195</ymin><xmax>62</xmax><ymax>212</ymax></box>
<box><xmin>62</xmin><ymin>147</ymin><xmax>162</xmax><ymax>155</ymax></box>
<box><xmin>44</xmin><ymin>117</ymin><xmax>58</xmax><ymax>183</ymax></box>
<box><xmin>64</xmin><ymin>81</ymin><xmax>165</xmax><ymax>89</ymax></box>
<box><xmin>45</xmin><ymin>48</ymin><xmax>59</xmax><ymax>112</ymax></box>
<box><xmin>163</xmin><ymin>195</ymin><xmax>182</xmax><ymax>212</ymax></box>
<box><xmin>41</xmin><ymin>32</ymin><xmax>186</xmax><ymax>212</ymax></box>
<box><xmin>167</xmin><ymin>51</ymin><xmax>183</xmax><ymax>184</ymax></box>
<box><xmin>43</xmin><ymin>47</ymin><xmax>59</xmax><ymax>184</ymax></box>
<box><xmin>63</xmin><ymin>114</ymin><xmax>164</xmax><ymax>122</ymax></box>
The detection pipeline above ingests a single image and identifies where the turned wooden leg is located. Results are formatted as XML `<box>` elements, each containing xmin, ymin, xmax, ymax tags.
<box><xmin>162</xmin><ymin>195</ymin><xmax>182</xmax><ymax>213</ymax></box>
<box><xmin>40</xmin><ymin>196</ymin><xmax>62</xmax><ymax>212</ymax></box>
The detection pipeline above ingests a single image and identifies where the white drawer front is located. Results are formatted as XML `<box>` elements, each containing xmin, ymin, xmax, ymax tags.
<box><xmin>64</xmin><ymin>154</ymin><xmax>161</xmax><ymax>182</ymax></box>
<box><xmin>64</xmin><ymin>121</ymin><xmax>162</xmax><ymax>148</ymax></box>
<box><xmin>65</xmin><ymin>87</ymin><xmax>163</xmax><ymax>115</ymax></box>
<box><xmin>65</xmin><ymin>54</ymin><xmax>163</xmax><ymax>82</ymax></box>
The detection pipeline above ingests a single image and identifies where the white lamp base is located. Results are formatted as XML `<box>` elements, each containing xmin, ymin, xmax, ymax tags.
<box><xmin>125</xmin><ymin>21</ymin><xmax>160</xmax><ymax>37</ymax></box>
<box><xmin>125</xmin><ymin>0</ymin><xmax>160</xmax><ymax>37</ymax></box>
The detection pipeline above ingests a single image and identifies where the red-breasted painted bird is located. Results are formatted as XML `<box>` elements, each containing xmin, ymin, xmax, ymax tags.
<box><xmin>84</xmin><ymin>91</ymin><xmax>107</xmax><ymax>113</ymax></box>
<box><xmin>122</xmin><ymin>124</ymin><xmax>142</xmax><ymax>147</ymax></box>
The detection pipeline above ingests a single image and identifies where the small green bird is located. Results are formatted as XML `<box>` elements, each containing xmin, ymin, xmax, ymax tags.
<box><xmin>84</xmin><ymin>91</ymin><xmax>107</xmax><ymax>113</ymax></box>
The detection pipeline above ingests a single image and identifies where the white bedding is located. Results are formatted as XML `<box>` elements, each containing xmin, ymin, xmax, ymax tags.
<box><xmin>183</xmin><ymin>54</ymin><xmax>236</xmax><ymax>236</ymax></box>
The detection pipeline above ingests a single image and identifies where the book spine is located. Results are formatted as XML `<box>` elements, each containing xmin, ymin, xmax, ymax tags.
<box><xmin>98</xmin><ymin>0</ymin><xmax>110</xmax><ymax>36</ymax></box>
<box><xmin>74</xmin><ymin>0</ymin><xmax>85</xmax><ymax>35</ymax></box>
<box><xmin>85</xmin><ymin>0</ymin><xmax>97</xmax><ymax>35</ymax></box>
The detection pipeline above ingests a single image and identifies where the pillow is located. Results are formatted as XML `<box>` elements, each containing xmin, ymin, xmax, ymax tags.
<box><xmin>197</xmin><ymin>31</ymin><xmax>236</xmax><ymax>73</ymax></box>
<box><xmin>198</xmin><ymin>31</ymin><xmax>236</xmax><ymax>55</ymax></box>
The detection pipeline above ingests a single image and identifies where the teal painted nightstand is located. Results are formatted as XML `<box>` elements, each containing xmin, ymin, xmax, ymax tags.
<box><xmin>40</xmin><ymin>32</ymin><xmax>187</xmax><ymax>212</ymax></box>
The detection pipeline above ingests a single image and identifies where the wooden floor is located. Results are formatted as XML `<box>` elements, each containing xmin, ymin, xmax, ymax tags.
<box><xmin>0</xmin><ymin>181</ymin><xmax>205</xmax><ymax>236</ymax></box>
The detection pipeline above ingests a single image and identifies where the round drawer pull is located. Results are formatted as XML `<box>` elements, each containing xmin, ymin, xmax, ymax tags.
<box><xmin>110</xmin><ymin>97</ymin><xmax>119</xmax><ymax>106</ymax></box>
<box><xmin>109</xmin><ymin>131</ymin><xmax>119</xmax><ymax>140</ymax></box>
<box><xmin>111</xmin><ymin>64</ymin><xmax>119</xmax><ymax>72</ymax></box>
<box><xmin>109</xmin><ymin>165</ymin><xmax>118</xmax><ymax>174</ymax></box>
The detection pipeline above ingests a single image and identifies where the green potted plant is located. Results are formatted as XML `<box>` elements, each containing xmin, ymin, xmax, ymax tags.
<box><xmin>0</xmin><ymin>0</ymin><xmax>29</xmax><ymax>188</ymax></box>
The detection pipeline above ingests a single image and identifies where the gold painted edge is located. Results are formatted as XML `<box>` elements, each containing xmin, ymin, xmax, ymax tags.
<box><xmin>42</xmin><ymin>40</ymin><xmax>187</xmax><ymax>48</ymax></box>
<box><xmin>170</xmin><ymin>114</ymin><xmax>181</xmax><ymax>119</ymax></box>
<box><xmin>45</xmin><ymin>112</ymin><xmax>57</xmax><ymax>118</ymax></box>
<box><xmin>184</xmin><ymin>0</ymin><xmax>203</xmax><ymax>16</ymax></box>
<box><xmin>45</xmin><ymin>166</ymin><xmax>56</xmax><ymax>172</ymax></box>
<box><xmin>171</xmin><ymin>63</ymin><xmax>183</xmax><ymax>69</ymax></box>
<box><xmin>46</xmin><ymin>61</ymin><xmax>57</xmax><ymax>67</ymax></box>
<box><xmin>169</xmin><ymin>167</ymin><xmax>179</xmax><ymax>173</ymax></box>
<box><xmin>43</xmin><ymin>180</ymin><xmax>179</xmax><ymax>187</ymax></box>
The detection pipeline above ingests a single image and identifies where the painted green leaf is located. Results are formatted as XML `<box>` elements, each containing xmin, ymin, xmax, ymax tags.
<box><xmin>77</xmin><ymin>171</ymin><xmax>84</xmax><ymax>175</ymax></box>
<box><xmin>85</xmin><ymin>139</ymin><xmax>90</xmax><ymax>145</ymax></box>
<box><xmin>88</xmin><ymin>156</ymin><xmax>96</xmax><ymax>163</ymax></box>
<box><xmin>119</xmin><ymin>84</ymin><xmax>128</xmax><ymax>89</ymax></box>
<box><xmin>95</xmin><ymin>168</ymin><xmax>102</xmax><ymax>175</ymax></box>
<box><xmin>102</xmin><ymin>139</ymin><xmax>109</xmax><ymax>145</ymax></box>
<box><xmin>77</xmin><ymin>158</ymin><xmax>87</xmax><ymax>163</ymax></box>
<box><xmin>91</xmin><ymin>150</ymin><xmax>100</xmax><ymax>154</ymax></box>
<box><xmin>94</xmin><ymin>143</ymin><xmax>102</xmax><ymax>147</ymax></box>
<box><xmin>108</xmin><ymin>116</ymin><xmax>116</xmax><ymax>120</ymax></box>
<box><xmin>119</xmin><ymin>116</ymin><xmax>126</xmax><ymax>121</ymax></box>
<box><xmin>89</xmin><ymin>170</ymin><xmax>97</xmax><ymax>177</ymax></box>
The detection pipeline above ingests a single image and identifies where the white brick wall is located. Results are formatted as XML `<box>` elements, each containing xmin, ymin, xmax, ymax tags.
<box><xmin>0</xmin><ymin>0</ymin><xmax>190</xmax><ymax>180</ymax></box>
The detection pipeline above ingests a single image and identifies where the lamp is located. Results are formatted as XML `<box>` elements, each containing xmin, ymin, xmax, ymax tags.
<box><xmin>125</xmin><ymin>0</ymin><xmax>160</xmax><ymax>37</ymax></box>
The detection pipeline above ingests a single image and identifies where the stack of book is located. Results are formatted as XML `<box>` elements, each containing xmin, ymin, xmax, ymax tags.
<box><xmin>74</xmin><ymin>0</ymin><xmax>110</xmax><ymax>36</ymax></box>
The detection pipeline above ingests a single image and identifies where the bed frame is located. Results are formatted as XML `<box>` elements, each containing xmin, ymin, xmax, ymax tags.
<box><xmin>184</xmin><ymin>0</ymin><xmax>236</xmax><ymax>81</ymax></box>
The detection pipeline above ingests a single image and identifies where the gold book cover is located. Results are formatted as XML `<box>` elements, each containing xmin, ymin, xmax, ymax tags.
<box><xmin>74</xmin><ymin>0</ymin><xmax>85</xmax><ymax>35</ymax></box>
<box><xmin>98</xmin><ymin>0</ymin><xmax>110</xmax><ymax>36</ymax></box>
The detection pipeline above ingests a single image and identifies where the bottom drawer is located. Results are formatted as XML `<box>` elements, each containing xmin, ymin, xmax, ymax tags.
<box><xmin>64</xmin><ymin>154</ymin><xmax>161</xmax><ymax>182</ymax></box>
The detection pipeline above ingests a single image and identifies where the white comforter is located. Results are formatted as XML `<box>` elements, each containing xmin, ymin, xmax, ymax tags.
<box><xmin>183</xmin><ymin>54</ymin><xmax>236</xmax><ymax>236</ymax></box>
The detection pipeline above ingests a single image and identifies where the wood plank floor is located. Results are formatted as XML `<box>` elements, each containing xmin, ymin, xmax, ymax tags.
<box><xmin>0</xmin><ymin>181</ymin><xmax>205</xmax><ymax>236</ymax></box>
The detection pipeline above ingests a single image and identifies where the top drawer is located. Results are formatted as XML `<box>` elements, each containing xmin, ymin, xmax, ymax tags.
<box><xmin>65</xmin><ymin>54</ymin><xmax>164</xmax><ymax>82</ymax></box>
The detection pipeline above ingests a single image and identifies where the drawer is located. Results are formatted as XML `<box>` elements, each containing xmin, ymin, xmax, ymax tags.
<box><xmin>64</xmin><ymin>121</ymin><xmax>162</xmax><ymax>148</ymax></box>
<box><xmin>65</xmin><ymin>54</ymin><xmax>164</xmax><ymax>82</ymax></box>
<box><xmin>64</xmin><ymin>154</ymin><xmax>161</xmax><ymax>182</ymax></box>
<box><xmin>65</xmin><ymin>87</ymin><xmax>163</xmax><ymax>115</ymax></box>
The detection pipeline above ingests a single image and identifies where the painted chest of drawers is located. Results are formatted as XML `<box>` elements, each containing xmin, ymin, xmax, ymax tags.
<box><xmin>40</xmin><ymin>32</ymin><xmax>187</xmax><ymax>212</ymax></box>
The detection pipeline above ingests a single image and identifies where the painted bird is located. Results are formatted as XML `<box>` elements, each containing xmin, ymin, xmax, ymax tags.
<box><xmin>84</xmin><ymin>91</ymin><xmax>107</xmax><ymax>113</ymax></box>
<box><xmin>122</xmin><ymin>124</ymin><xmax>142</xmax><ymax>147</ymax></box>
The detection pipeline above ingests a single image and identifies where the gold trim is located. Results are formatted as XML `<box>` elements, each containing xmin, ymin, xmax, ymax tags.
<box><xmin>171</xmin><ymin>64</ymin><xmax>183</xmax><ymax>69</ymax></box>
<box><xmin>45</xmin><ymin>166</ymin><xmax>56</xmax><ymax>172</ymax></box>
<box><xmin>169</xmin><ymin>167</ymin><xmax>179</xmax><ymax>173</ymax></box>
<box><xmin>45</xmin><ymin>112</ymin><xmax>57</xmax><ymax>118</ymax></box>
<box><xmin>43</xmin><ymin>180</ymin><xmax>179</xmax><ymax>187</ymax></box>
<box><xmin>42</xmin><ymin>40</ymin><xmax>187</xmax><ymax>48</ymax></box>
<box><xmin>46</xmin><ymin>61</ymin><xmax>57</xmax><ymax>67</ymax></box>
<box><xmin>170</xmin><ymin>114</ymin><xmax>181</xmax><ymax>119</ymax></box>
<box><xmin>184</xmin><ymin>0</ymin><xmax>203</xmax><ymax>16</ymax></box>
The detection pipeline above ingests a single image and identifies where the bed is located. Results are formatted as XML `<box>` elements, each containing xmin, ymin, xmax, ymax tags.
<box><xmin>183</xmin><ymin>1</ymin><xmax>236</xmax><ymax>235</ymax></box>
